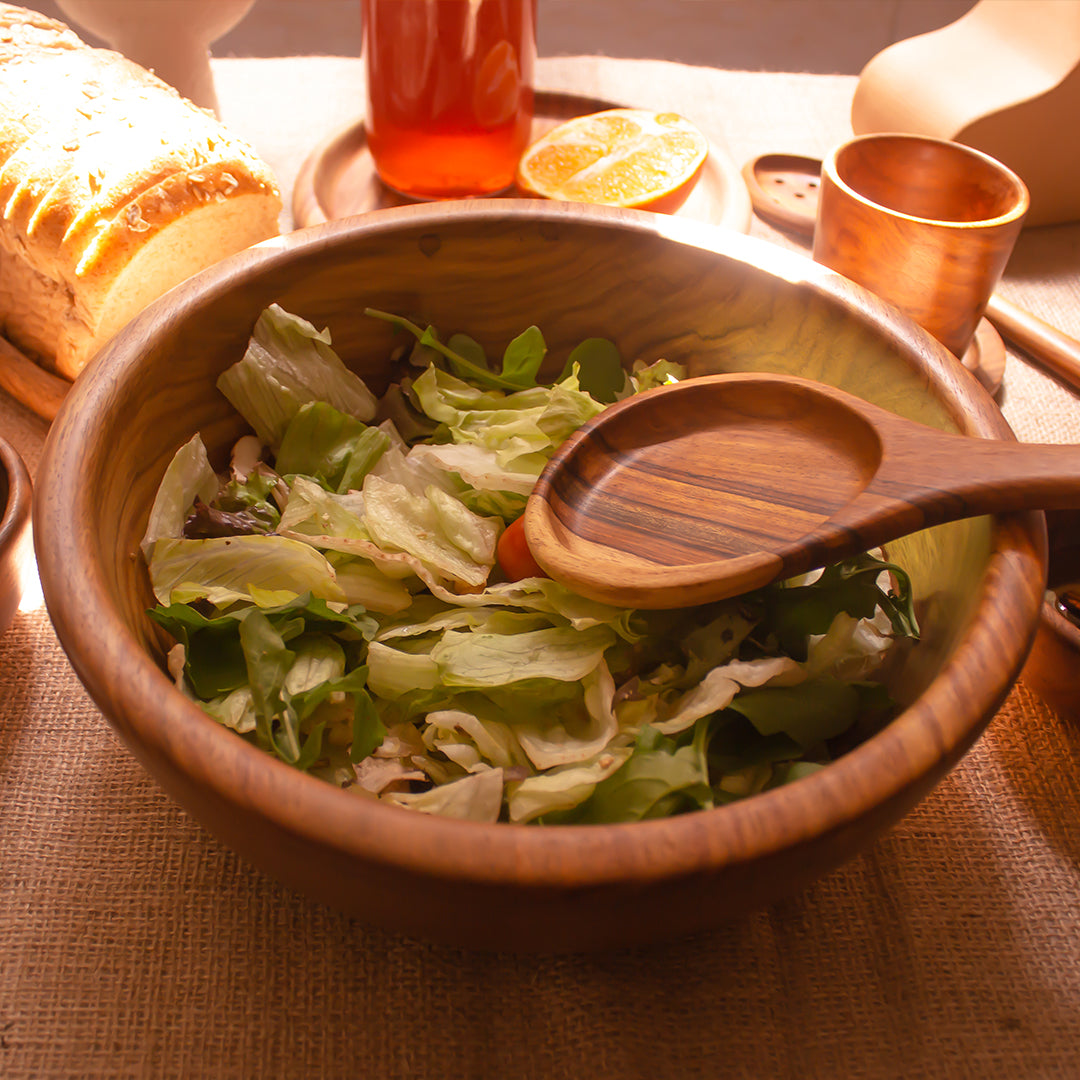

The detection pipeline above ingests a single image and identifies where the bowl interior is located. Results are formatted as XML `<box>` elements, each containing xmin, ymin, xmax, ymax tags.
<box><xmin>81</xmin><ymin>207</ymin><xmax>1007</xmax><ymax>701</ymax></box>
<box><xmin>34</xmin><ymin>203</ymin><xmax>1047</xmax><ymax>948</ymax></box>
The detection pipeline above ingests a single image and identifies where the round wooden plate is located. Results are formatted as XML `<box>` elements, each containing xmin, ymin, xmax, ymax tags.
<box><xmin>292</xmin><ymin>90</ymin><xmax>754</xmax><ymax>232</ymax></box>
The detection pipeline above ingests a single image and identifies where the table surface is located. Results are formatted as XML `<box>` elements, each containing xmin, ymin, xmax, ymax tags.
<box><xmin>1</xmin><ymin>55</ymin><xmax>1078</xmax><ymax>1080</ymax></box>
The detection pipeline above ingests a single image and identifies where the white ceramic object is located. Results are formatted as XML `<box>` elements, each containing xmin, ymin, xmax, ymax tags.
<box><xmin>851</xmin><ymin>0</ymin><xmax>1080</xmax><ymax>226</ymax></box>
<box><xmin>54</xmin><ymin>0</ymin><xmax>257</xmax><ymax>115</ymax></box>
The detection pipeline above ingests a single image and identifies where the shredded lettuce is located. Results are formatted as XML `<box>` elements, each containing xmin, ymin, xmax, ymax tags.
<box><xmin>141</xmin><ymin>433</ymin><xmax>218</xmax><ymax>559</ymax></box>
<box><xmin>217</xmin><ymin>305</ymin><xmax>377</xmax><ymax>448</ymax></box>
<box><xmin>144</xmin><ymin>305</ymin><xmax>920</xmax><ymax>825</ymax></box>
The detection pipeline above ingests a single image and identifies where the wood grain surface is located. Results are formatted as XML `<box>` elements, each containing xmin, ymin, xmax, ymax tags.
<box><xmin>1021</xmin><ymin>507</ymin><xmax>1080</xmax><ymax>719</ymax></box>
<box><xmin>31</xmin><ymin>202</ymin><xmax>1048</xmax><ymax>950</ymax></box>
<box><xmin>0</xmin><ymin>337</ymin><xmax>70</xmax><ymax>422</ymax></box>
<box><xmin>291</xmin><ymin>90</ymin><xmax>753</xmax><ymax>233</ymax></box>
<box><xmin>742</xmin><ymin>151</ymin><xmax>1009</xmax><ymax>395</ymax></box>
<box><xmin>527</xmin><ymin>371</ymin><xmax>1080</xmax><ymax>607</ymax></box>
<box><xmin>0</xmin><ymin>436</ymin><xmax>32</xmax><ymax>636</ymax></box>
<box><xmin>812</xmin><ymin>133</ymin><xmax>1029</xmax><ymax>359</ymax></box>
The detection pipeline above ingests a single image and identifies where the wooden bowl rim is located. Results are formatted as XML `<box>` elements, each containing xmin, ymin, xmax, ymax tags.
<box><xmin>0</xmin><ymin>434</ymin><xmax>32</xmax><ymax>564</ymax></box>
<box><xmin>35</xmin><ymin>201</ymin><xmax>1047</xmax><ymax>888</ymax></box>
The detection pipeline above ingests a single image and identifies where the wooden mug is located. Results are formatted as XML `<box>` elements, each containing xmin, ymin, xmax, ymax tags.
<box><xmin>812</xmin><ymin>133</ymin><xmax>1029</xmax><ymax>359</ymax></box>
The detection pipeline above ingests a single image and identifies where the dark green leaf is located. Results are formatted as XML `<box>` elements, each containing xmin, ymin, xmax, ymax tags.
<box><xmin>364</xmin><ymin>308</ymin><xmax>524</xmax><ymax>391</ymax></box>
<box><xmin>349</xmin><ymin>686</ymin><xmax>385</xmax><ymax>763</ymax></box>
<box><xmin>239</xmin><ymin>608</ymin><xmax>299</xmax><ymax>760</ymax></box>
<box><xmin>336</xmin><ymin>425</ymin><xmax>391</xmax><ymax>492</ymax></box>
<box><xmin>726</xmin><ymin>678</ymin><xmax>861</xmax><ymax>750</ymax></box>
<box><xmin>499</xmin><ymin>325</ymin><xmax>546</xmax><ymax>387</ymax></box>
<box><xmin>762</xmin><ymin>553</ymin><xmax>920</xmax><ymax>658</ymax></box>
<box><xmin>559</xmin><ymin>338</ymin><xmax>627</xmax><ymax>403</ymax></box>
<box><xmin>446</xmin><ymin>333</ymin><xmax>490</xmax><ymax>382</ymax></box>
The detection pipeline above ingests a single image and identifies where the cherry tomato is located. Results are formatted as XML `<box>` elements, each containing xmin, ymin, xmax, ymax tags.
<box><xmin>497</xmin><ymin>515</ymin><xmax>546</xmax><ymax>581</ymax></box>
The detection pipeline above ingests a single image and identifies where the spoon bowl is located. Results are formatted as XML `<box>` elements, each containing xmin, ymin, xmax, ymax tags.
<box><xmin>526</xmin><ymin>371</ymin><xmax>1080</xmax><ymax>608</ymax></box>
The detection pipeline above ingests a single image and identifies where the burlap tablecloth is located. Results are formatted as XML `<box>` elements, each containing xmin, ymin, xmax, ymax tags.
<box><xmin>1</xmin><ymin>57</ymin><xmax>1078</xmax><ymax>1079</ymax></box>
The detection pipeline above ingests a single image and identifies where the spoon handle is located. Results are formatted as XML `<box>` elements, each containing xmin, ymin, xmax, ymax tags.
<box><xmin>784</xmin><ymin>419</ymin><xmax>1080</xmax><ymax>579</ymax></box>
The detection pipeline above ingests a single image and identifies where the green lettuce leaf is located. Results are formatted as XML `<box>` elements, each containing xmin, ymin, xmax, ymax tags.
<box><xmin>147</xmin><ymin>534</ymin><xmax>346</xmax><ymax>608</ymax></box>
<box><xmin>276</xmin><ymin>401</ymin><xmax>390</xmax><ymax>492</ymax></box>
<box><xmin>574</xmin><ymin>726</ymin><xmax>712</xmax><ymax>823</ymax></box>
<box><xmin>141</xmin><ymin>433</ymin><xmax>219</xmax><ymax>558</ymax></box>
<box><xmin>217</xmin><ymin>304</ymin><xmax>377</xmax><ymax>448</ymax></box>
<box><xmin>408</xmin><ymin>364</ymin><xmax>604</xmax><ymax>471</ymax></box>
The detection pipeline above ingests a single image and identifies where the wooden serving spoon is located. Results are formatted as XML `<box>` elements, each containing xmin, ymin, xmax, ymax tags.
<box><xmin>524</xmin><ymin>371</ymin><xmax>1080</xmax><ymax>609</ymax></box>
<box><xmin>741</xmin><ymin>152</ymin><xmax>1080</xmax><ymax>397</ymax></box>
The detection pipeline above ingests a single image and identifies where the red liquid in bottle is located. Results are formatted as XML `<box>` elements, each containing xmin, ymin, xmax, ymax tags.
<box><xmin>362</xmin><ymin>0</ymin><xmax>537</xmax><ymax>199</ymax></box>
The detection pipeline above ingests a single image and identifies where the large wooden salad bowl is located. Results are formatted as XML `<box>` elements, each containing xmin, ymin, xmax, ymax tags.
<box><xmin>34</xmin><ymin>202</ymin><xmax>1046</xmax><ymax>951</ymax></box>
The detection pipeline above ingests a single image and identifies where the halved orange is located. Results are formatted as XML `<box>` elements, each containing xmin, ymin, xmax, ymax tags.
<box><xmin>515</xmin><ymin>108</ymin><xmax>709</xmax><ymax>214</ymax></box>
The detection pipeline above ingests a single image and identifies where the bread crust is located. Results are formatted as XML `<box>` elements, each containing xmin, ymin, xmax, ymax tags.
<box><xmin>0</xmin><ymin>3</ymin><xmax>282</xmax><ymax>380</ymax></box>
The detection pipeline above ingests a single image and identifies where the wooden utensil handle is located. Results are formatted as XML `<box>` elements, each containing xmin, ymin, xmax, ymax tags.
<box><xmin>874</xmin><ymin>421</ymin><xmax>1080</xmax><ymax>521</ymax></box>
<box><xmin>788</xmin><ymin>425</ymin><xmax>1080</xmax><ymax>578</ymax></box>
<box><xmin>0</xmin><ymin>336</ymin><xmax>69</xmax><ymax>421</ymax></box>
<box><xmin>985</xmin><ymin>294</ymin><xmax>1080</xmax><ymax>395</ymax></box>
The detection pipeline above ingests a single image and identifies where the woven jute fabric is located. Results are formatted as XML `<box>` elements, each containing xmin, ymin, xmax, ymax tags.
<box><xmin>2</xmin><ymin>58</ymin><xmax>1078</xmax><ymax>1079</ymax></box>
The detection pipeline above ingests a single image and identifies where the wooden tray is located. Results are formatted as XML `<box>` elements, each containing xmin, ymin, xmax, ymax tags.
<box><xmin>292</xmin><ymin>90</ymin><xmax>754</xmax><ymax>232</ymax></box>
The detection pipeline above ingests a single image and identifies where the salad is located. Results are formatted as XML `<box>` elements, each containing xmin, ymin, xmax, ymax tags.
<box><xmin>143</xmin><ymin>304</ymin><xmax>919</xmax><ymax>825</ymax></box>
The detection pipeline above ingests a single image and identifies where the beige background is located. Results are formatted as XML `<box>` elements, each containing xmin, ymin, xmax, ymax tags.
<box><xmin>30</xmin><ymin>0</ymin><xmax>977</xmax><ymax>74</ymax></box>
<box><xmin>3</xmin><ymin>5</ymin><xmax>1080</xmax><ymax>1078</ymax></box>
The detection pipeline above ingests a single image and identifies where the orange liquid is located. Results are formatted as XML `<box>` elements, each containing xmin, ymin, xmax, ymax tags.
<box><xmin>362</xmin><ymin>0</ymin><xmax>536</xmax><ymax>199</ymax></box>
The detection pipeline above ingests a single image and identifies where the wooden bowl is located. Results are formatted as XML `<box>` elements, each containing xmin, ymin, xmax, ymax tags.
<box><xmin>33</xmin><ymin>202</ymin><xmax>1047</xmax><ymax>951</ymax></box>
<box><xmin>1022</xmin><ymin>509</ymin><xmax>1080</xmax><ymax>719</ymax></box>
<box><xmin>0</xmin><ymin>435</ymin><xmax>32</xmax><ymax>638</ymax></box>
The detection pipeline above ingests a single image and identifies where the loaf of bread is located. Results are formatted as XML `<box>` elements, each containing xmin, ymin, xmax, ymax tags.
<box><xmin>0</xmin><ymin>4</ymin><xmax>282</xmax><ymax>380</ymax></box>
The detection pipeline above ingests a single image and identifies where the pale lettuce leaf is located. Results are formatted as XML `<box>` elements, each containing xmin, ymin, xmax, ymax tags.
<box><xmin>507</xmin><ymin>749</ymin><xmax>632</xmax><ymax>824</ymax></box>
<box><xmin>514</xmin><ymin>659</ymin><xmax>619</xmax><ymax>769</ymax></box>
<box><xmin>147</xmin><ymin>534</ymin><xmax>345</xmax><ymax>608</ymax></box>
<box><xmin>383</xmin><ymin>766</ymin><xmax>504</xmax><ymax>822</ymax></box>
<box><xmin>362</xmin><ymin>474</ymin><xmax>498</xmax><ymax>589</ymax></box>
<box><xmin>217</xmin><ymin>304</ymin><xmax>377</xmax><ymax>448</ymax></box>
<box><xmin>407</xmin><ymin>442</ymin><xmax>539</xmax><ymax>496</ymax></box>
<box><xmin>649</xmin><ymin>656</ymin><xmax>804</xmax><ymax>735</ymax></box>
<box><xmin>365</xmin><ymin>640</ymin><xmax>440</xmax><ymax>699</ymax></box>
<box><xmin>421</xmin><ymin>709</ymin><xmax>529</xmax><ymax>772</ymax></box>
<box><xmin>141</xmin><ymin>433</ymin><xmax>219</xmax><ymax>558</ymax></box>
<box><xmin>429</xmin><ymin>624</ymin><xmax>615</xmax><ymax>688</ymax></box>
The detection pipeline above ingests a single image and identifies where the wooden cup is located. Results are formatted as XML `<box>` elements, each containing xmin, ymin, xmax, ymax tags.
<box><xmin>812</xmin><ymin>133</ymin><xmax>1029</xmax><ymax>358</ymax></box>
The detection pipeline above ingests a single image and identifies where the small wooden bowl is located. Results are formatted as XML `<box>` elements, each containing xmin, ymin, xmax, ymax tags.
<box><xmin>1022</xmin><ymin>509</ymin><xmax>1080</xmax><ymax>719</ymax></box>
<box><xmin>33</xmin><ymin>202</ymin><xmax>1047</xmax><ymax>951</ymax></box>
<box><xmin>0</xmin><ymin>436</ymin><xmax>32</xmax><ymax>637</ymax></box>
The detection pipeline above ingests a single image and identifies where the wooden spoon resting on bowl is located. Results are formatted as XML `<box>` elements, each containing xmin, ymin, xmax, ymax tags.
<box><xmin>524</xmin><ymin>372</ymin><xmax>1080</xmax><ymax>609</ymax></box>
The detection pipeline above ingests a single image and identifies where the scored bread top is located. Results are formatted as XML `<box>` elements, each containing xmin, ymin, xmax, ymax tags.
<box><xmin>73</xmin><ymin>154</ymin><xmax>280</xmax><ymax>301</ymax></box>
<box><xmin>0</xmin><ymin>15</ymin><xmax>279</xmax><ymax>282</ymax></box>
<box><xmin>0</xmin><ymin>3</ymin><xmax>283</xmax><ymax>378</ymax></box>
<box><xmin>0</xmin><ymin>3</ymin><xmax>82</xmax><ymax>54</ymax></box>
